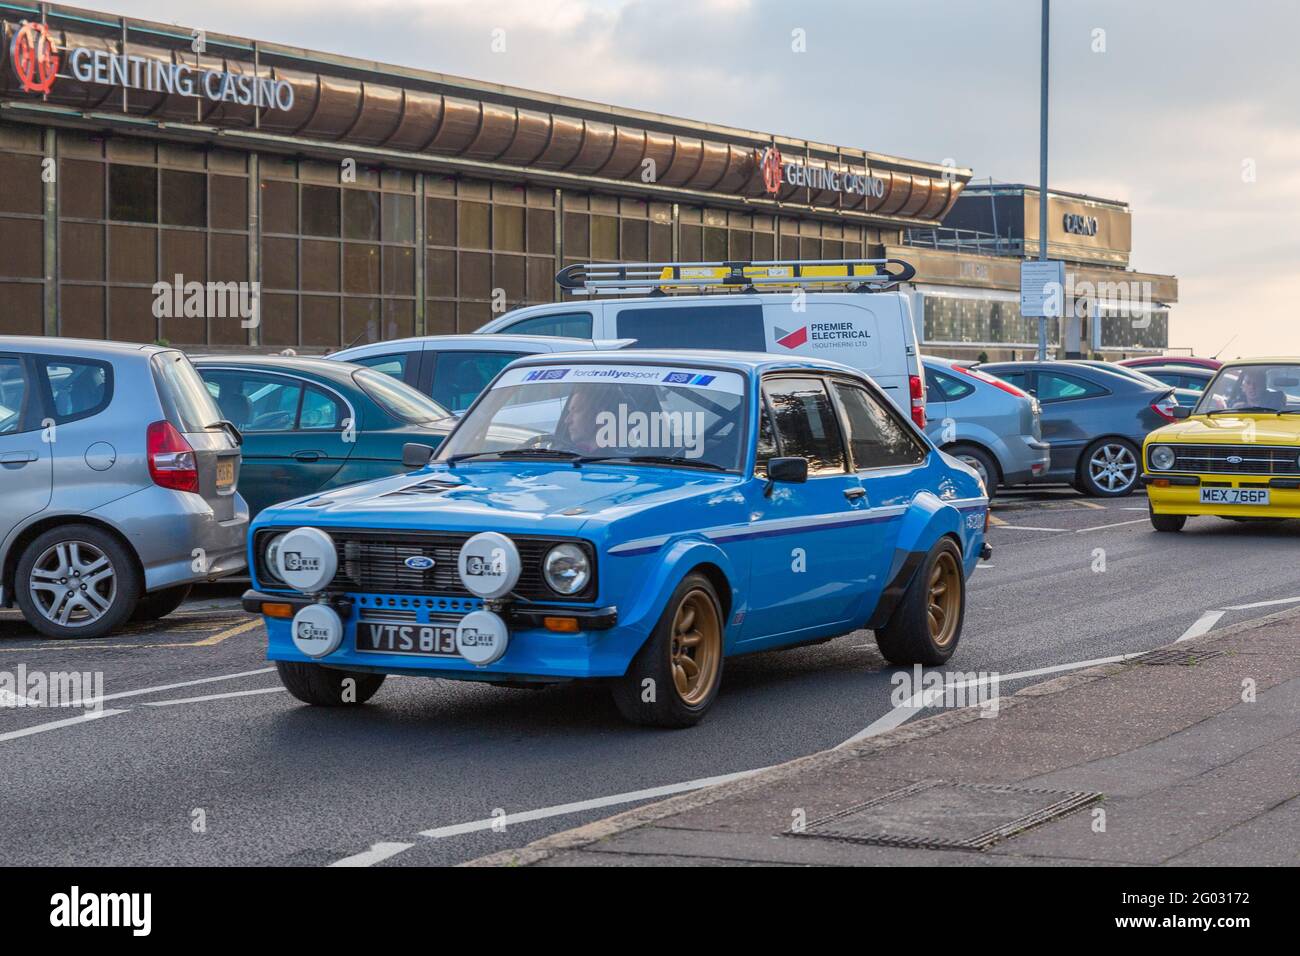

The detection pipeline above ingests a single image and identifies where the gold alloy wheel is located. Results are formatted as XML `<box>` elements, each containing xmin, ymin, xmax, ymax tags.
<box><xmin>669</xmin><ymin>589</ymin><xmax>722</xmax><ymax>706</ymax></box>
<box><xmin>927</xmin><ymin>552</ymin><xmax>962</xmax><ymax>648</ymax></box>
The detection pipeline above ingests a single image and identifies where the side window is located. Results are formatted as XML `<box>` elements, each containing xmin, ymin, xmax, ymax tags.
<box><xmin>351</xmin><ymin>352</ymin><xmax>410</xmax><ymax>381</ymax></box>
<box><xmin>503</xmin><ymin>311</ymin><xmax>593</xmax><ymax>338</ymax></box>
<box><xmin>42</xmin><ymin>358</ymin><xmax>112</xmax><ymax>424</ymax></box>
<box><xmin>299</xmin><ymin>386</ymin><xmax>344</xmax><ymax>430</ymax></box>
<box><xmin>989</xmin><ymin>369</ymin><xmax>1031</xmax><ymax>392</ymax></box>
<box><xmin>754</xmin><ymin>400</ymin><xmax>778</xmax><ymax>476</ymax></box>
<box><xmin>833</xmin><ymin>382</ymin><xmax>927</xmax><ymax>470</ymax></box>
<box><xmin>200</xmin><ymin>371</ymin><xmax>302</xmax><ymax>433</ymax></box>
<box><xmin>0</xmin><ymin>357</ymin><xmax>29</xmax><ymax>435</ymax></box>
<box><xmin>926</xmin><ymin>368</ymin><xmax>975</xmax><ymax>402</ymax></box>
<box><xmin>1037</xmin><ymin>371</ymin><xmax>1107</xmax><ymax>402</ymax></box>
<box><xmin>431</xmin><ymin>351</ymin><xmax>526</xmax><ymax>413</ymax></box>
<box><xmin>615</xmin><ymin>304</ymin><xmax>766</xmax><ymax>351</ymax></box>
<box><xmin>762</xmin><ymin>376</ymin><xmax>846</xmax><ymax>475</ymax></box>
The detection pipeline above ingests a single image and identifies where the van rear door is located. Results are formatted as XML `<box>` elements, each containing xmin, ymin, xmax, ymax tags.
<box><xmin>759</xmin><ymin>297</ymin><xmax>900</xmax><ymax>388</ymax></box>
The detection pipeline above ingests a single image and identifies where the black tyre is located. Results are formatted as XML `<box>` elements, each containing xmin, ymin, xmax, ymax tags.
<box><xmin>611</xmin><ymin>573</ymin><xmax>725</xmax><ymax>728</ymax></box>
<box><xmin>948</xmin><ymin>444</ymin><xmax>1000</xmax><ymax>500</ymax></box>
<box><xmin>1149</xmin><ymin>505</ymin><xmax>1186</xmax><ymax>533</ymax></box>
<box><xmin>875</xmin><ymin>538</ymin><xmax>966</xmax><ymax>666</ymax></box>
<box><xmin>14</xmin><ymin>524</ymin><xmax>142</xmax><ymax>639</ymax></box>
<box><xmin>1077</xmin><ymin>438</ymin><xmax>1141</xmax><ymax>497</ymax></box>
<box><xmin>275</xmin><ymin>661</ymin><xmax>386</xmax><ymax>705</ymax></box>
<box><xmin>130</xmin><ymin>584</ymin><xmax>192</xmax><ymax>622</ymax></box>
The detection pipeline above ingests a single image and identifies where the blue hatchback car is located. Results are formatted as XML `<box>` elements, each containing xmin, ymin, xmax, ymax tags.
<box><xmin>243</xmin><ymin>350</ymin><xmax>990</xmax><ymax>727</ymax></box>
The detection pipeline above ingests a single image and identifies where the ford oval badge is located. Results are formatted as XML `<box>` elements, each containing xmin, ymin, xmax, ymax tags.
<box><xmin>1226</xmin><ymin>455</ymin><xmax>1244</xmax><ymax>464</ymax></box>
<box><xmin>404</xmin><ymin>555</ymin><xmax>435</xmax><ymax>570</ymax></box>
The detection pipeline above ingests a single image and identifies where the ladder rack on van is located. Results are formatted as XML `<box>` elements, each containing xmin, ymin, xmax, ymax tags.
<box><xmin>554</xmin><ymin>258</ymin><xmax>917</xmax><ymax>296</ymax></box>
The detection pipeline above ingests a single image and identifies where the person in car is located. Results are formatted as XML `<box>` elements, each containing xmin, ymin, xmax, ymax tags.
<box><xmin>1237</xmin><ymin>368</ymin><xmax>1286</xmax><ymax>411</ymax></box>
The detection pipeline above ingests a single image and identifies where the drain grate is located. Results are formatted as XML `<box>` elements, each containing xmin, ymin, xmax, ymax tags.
<box><xmin>792</xmin><ymin>781</ymin><xmax>1102</xmax><ymax>851</ymax></box>
<box><xmin>1138</xmin><ymin>647</ymin><xmax>1227</xmax><ymax>666</ymax></box>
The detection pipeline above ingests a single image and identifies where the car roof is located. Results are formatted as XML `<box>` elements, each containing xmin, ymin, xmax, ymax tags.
<box><xmin>1220</xmin><ymin>357</ymin><xmax>1300</xmax><ymax>367</ymax></box>
<box><xmin>507</xmin><ymin>348</ymin><xmax>865</xmax><ymax>377</ymax></box>
<box><xmin>333</xmin><ymin>333</ymin><xmax>598</xmax><ymax>355</ymax></box>
<box><xmin>191</xmin><ymin>353</ymin><xmax>364</xmax><ymax>383</ymax></box>
<box><xmin>981</xmin><ymin>360</ymin><xmax>1156</xmax><ymax>389</ymax></box>
<box><xmin>0</xmin><ymin>336</ymin><xmax>168</xmax><ymax>359</ymax></box>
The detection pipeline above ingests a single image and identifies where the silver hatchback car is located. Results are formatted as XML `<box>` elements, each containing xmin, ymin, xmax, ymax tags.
<box><xmin>0</xmin><ymin>338</ymin><xmax>248</xmax><ymax>638</ymax></box>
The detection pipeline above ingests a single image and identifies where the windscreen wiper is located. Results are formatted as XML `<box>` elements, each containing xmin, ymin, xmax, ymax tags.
<box><xmin>446</xmin><ymin>448</ymin><xmax>585</xmax><ymax>466</ymax></box>
<box><xmin>579</xmin><ymin>454</ymin><xmax>728</xmax><ymax>471</ymax></box>
<box><xmin>1204</xmin><ymin>406</ymin><xmax>1276</xmax><ymax>416</ymax></box>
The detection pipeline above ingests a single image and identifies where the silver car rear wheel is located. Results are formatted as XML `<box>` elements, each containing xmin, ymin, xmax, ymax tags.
<box><xmin>29</xmin><ymin>540</ymin><xmax>118</xmax><ymax>627</ymax></box>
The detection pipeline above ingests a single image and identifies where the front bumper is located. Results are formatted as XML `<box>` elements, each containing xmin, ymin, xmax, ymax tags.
<box><xmin>246</xmin><ymin>589</ymin><xmax>633</xmax><ymax>680</ymax></box>
<box><xmin>1144</xmin><ymin>473</ymin><xmax>1300</xmax><ymax>518</ymax></box>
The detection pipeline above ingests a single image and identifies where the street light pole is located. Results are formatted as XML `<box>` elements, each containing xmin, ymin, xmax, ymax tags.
<box><xmin>1037</xmin><ymin>0</ymin><xmax>1050</xmax><ymax>361</ymax></box>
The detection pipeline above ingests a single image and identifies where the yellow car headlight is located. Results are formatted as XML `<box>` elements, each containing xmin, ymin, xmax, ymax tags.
<box><xmin>1150</xmin><ymin>445</ymin><xmax>1176</xmax><ymax>471</ymax></box>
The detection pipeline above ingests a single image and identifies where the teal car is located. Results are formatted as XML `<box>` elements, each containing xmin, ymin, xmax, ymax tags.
<box><xmin>192</xmin><ymin>356</ymin><xmax>455</xmax><ymax>519</ymax></box>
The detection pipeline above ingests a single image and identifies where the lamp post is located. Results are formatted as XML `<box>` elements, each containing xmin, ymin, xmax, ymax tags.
<box><xmin>1037</xmin><ymin>0</ymin><xmax>1050</xmax><ymax>361</ymax></box>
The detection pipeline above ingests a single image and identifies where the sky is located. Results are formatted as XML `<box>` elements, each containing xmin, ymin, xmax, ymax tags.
<box><xmin>102</xmin><ymin>0</ymin><xmax>1300</xmax><ymax>359</ymax></box>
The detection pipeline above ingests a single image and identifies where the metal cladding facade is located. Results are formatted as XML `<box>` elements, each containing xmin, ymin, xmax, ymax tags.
<box><xmin>0</xmin><ymin>7</ymin><xmax>968</xmax><ymax>225</ymax></box>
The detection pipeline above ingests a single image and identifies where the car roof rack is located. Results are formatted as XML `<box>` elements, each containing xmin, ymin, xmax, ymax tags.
<box><xmin>555</xmin><ymin>258</ymin><xmax>917</xmax><ymax>296</ymax></box>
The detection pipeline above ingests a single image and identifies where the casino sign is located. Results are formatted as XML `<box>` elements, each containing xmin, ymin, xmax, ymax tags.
<box><xmin>755</xmin><ymin>145</ymin><xmax>888</xmax><ymax>199</ymax></box>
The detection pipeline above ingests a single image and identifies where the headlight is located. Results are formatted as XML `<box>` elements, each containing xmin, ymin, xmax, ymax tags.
<box><xmin>1150</xmin><ymin>445</ymin><xmax>1176</xmax><ymax>471</ymax></box>
<box><xmin>273</xmin><ymin>527</ymin><xmax>338</xmax><ymax>593</ymax></box>
<box><xmin>263</xmin><ymin>533</ymin><xmax>288</xmax><ymax>582</ymax></box>
<box><xmin>543</xmin><ymin>543</ymin><xmax>590</xmax><ymax>595</ymax></box>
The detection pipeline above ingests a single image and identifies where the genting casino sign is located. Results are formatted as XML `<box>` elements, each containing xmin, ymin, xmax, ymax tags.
<box><xmin>754</xmin><ymin>145</ymin><xmax>887</xmax><ymax>200</ymax></box>
<box><xmin>9</xmin><ymin>19</ymin><xmax>294</xmax><ymax>111</ymax></box>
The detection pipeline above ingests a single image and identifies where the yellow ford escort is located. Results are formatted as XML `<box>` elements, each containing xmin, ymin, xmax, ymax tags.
<box><xmin>1143</xmin><ymin>359</ymin><xmax>1300</xmax><ymax>531</ymax></box>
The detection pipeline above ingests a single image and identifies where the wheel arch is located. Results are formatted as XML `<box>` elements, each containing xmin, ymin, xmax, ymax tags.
<box><xmin>2</xmin><ymin>514</ymin><xmax>144</xmax><ymax>607</ymax></box>
<box><xmin>943</xmin><ymin>439</ymin><xmax>1004</xmax><ymax>486</ymax></box>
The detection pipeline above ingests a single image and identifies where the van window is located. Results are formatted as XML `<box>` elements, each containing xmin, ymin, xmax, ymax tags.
<box><xmin>503</xmin><ymin>311</ymin><xmax>592</xmax><ymax>338</ymax></box>
<box><xmin>762</xmin><ymin>376</ymin><xmax>846</xmax><ymax>475</ymax></box>
<box><xmin>616</xmin><ymin>304</ymin><xmax>766</xmax><ymax>351</ymax></box>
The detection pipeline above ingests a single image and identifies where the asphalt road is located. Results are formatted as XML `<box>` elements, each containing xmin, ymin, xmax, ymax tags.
<box><xmin>3</xmin><ymin>487</ymin><xmax>1298</xmax><ymax>867</ymax></box>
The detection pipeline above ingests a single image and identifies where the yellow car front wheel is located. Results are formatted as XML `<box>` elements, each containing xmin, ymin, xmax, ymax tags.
<box><xmin>1149</xmin><ymin>503</ymin><xmax>1186</xmax><ymax>533</ymax></box>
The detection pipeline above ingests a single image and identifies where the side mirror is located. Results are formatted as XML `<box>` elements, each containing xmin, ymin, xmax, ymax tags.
<box><xmin>402</xmin><ymin>442</ymin><xmax>437</xmax><ymax>468</ymax></box>
<box><xmin>764</xmin><ymin>456</ymin><xmax>808</xmax><ymax>496</ymax></box>
<box><xmin>1171</xmin><ymin>406</ymin><xmax>1193</xmax><ymax>420</ymax></box>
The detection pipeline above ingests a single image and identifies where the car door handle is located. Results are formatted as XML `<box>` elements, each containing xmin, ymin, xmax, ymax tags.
<box><xmin>0</xmin><ymin>451</ymin><xmax>38</xmax><ymax>465</ymax></box>
<box><xmin>843</xmin><ymin>487</ymin><xmax>867</xmax><ymax>501</ymax></box>
<box><xmin>292</xmin><ymin>450</ymin><xmax>324</xmax><ymax>462</ymax></box>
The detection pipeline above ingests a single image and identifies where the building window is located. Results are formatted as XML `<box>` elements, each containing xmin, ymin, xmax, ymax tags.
<box><xmin>109</xmin><ymin>165</ymin><xmax>157</xmax><ymax>223</ymax></box>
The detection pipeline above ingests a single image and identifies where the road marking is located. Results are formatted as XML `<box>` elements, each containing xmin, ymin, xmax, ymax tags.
<box><xmin>1071</xmin><ymin>499</ymin><xmax>1106</xmax><ymax>510</ymax></box>
<box><xmin>141</xmin><ymin>686</ymin><xmax>284</xmax><ymax>707</ymax></box>
<box><xmin>65</xmin><ymin>667</ymin><xmax>276</xmax><ymax>709</ymax></box>
<box><xmin>1074</xmin><ymin>518</ymin><xmax>1148</xmax><ymax>533</ymax></box>
<box><xmin>834</xmin><ymin>652</ymin><xmax>1143</xmax><ymax>749</ymax></box>
<box><xmin>987</xmin><ymin>514</ymin><xmax>1007</xmax><ymax>527</ymax></box>
<box><xmin>1221</xmin><ymin>596</ymin><xmax>1300</xmax><ymax>611</ymax></box>
<box><xmin>1175</xmin><ymin>610</ymin><xmax>1226</xmax><ymax>643</ymax></box>
<box><xmin>996</xmin><ymin>525</ymin><xmax>1065</xmax><ymax>532</ymax></box>
<box><xmin>0</xmin><ymin>708</ymin><xmax>128</xmax><ymax>743</ymax></box>
<box><xmin>187</xmin><ymin>619</ymin><xmax>262</xmax><ymax>646</ymax></box>
<box><xmin>330</xmin><ymin>842</ymin><xmax>416</xmax><ymax>868</ymax></box>
<box><xmin>417</xmin><ymin>769</ymin><xmax>764</xmax><ymax>842</ymax></box>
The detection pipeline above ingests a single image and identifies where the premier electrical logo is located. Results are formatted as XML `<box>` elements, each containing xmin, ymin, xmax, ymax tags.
<box><xmin>50</xmin><ymin>887</ymin><xmax>151</xmax><ymax>936</ymax></box>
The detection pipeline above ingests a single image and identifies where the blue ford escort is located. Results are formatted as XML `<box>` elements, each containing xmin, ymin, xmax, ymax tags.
<box><xmin>243</xmin><ymin>350</ymin><xmax>990</xmax><ymax>727</ymax></box>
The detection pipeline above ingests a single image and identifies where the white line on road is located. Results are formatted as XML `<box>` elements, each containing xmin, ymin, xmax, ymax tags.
<box><xmin>330</xmin><ymin>842</ymin><xmax>416</xmax><ymax>868</ymax></box>
<box><xmin>0</xmin><ymin>708</ymin><xmax>128</xmax><ymax>743</ymax></box>
<box><xmin>996</xmin><ymin>525</ymin><xmax>1066</xmax><ymax>532</ymax></box>
<box><xmin>1221</xmin><ymin>596</ymin><xmax>1300</xmax><ymax>611</ymax></box>
<box><xmin>66</xmin><ymin>667</ymin><xmax>276</xmax><ymax>709</ymax></box>
<box><xmin>1175</xmin><ymin>610</ymin><xmax>1226</xmax><ymax>643</ymax></box>
<box><xmin>418</xmin><ymin>769</ymin><xmax>764</xmax><ymax>841</ymax></box>
<box><xmin>1075</xmin><ymin>518</ymin><xmax>1149</xmax><ymax>533</ymax></box>
<box><xmin>141</xmin><ymin>687</ymin><xmax>285</xmax><ymax>707</ymax></box>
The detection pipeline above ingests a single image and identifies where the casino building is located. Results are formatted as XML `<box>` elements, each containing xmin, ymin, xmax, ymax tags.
<box><xmin>0</xmin><ymin>3</ymin><xmax>1174</xmax><ymax>358</ymax></box>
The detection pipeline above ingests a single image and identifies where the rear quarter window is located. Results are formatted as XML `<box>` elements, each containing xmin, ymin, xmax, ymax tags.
<box><xmin>40</xmin><ymin>356</ymin><xmax>114</xmax><ymax>424</ymax></box>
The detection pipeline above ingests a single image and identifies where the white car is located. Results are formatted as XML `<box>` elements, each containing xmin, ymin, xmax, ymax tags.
<box><xmin>328</xmin><ymin>334</ymin><xmax>624</xmax><ymax>414</ymax></box>
<box><xmin>474</xmin><ymin>258</ymin><xmax>928</xmax><ymax>427</ymax></box>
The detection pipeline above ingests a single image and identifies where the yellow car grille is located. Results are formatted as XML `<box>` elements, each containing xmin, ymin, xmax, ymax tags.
<box><xmin>1156</xmin><ymin>444</ymin><xmax>1300</xmax><ymax>476</ymax></box>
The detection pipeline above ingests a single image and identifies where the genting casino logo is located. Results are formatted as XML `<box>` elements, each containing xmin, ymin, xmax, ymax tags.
<box><xmin>756</xmin><ymin>145</ymin><xmax>783</xmax><ymax>195</ymax></box>
<box><xmin>10</xmin><ymin>21</ymin><xmax>60</xmax><ymax>95</ymax></box>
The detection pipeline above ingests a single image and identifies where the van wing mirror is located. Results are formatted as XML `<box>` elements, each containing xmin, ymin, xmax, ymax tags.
<box><xmin>402</xmin><ymin>442</ymin><xmax>437</xmax><ymax>468</ymax></box>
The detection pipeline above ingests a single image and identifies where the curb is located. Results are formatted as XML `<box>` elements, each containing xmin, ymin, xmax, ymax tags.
<box><xmin>463</xmin><ymin>603</ymin><xmax>1300</xmax><ymax>867</ymax></box>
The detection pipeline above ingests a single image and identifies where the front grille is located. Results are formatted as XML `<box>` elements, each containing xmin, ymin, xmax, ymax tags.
<box><xmin>1154</xmin><ymin>444</ymin><xmax>1300</xmax><ymax>476</ymax></box>
<box><xmin>255</xmin><ymin>528</ymin><xmax>595</xmax><ymax>601</ymax></box>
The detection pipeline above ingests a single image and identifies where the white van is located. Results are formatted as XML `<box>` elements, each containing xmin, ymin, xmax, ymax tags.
<box><xmin>475</xmin><ymin>260</ymin><xmax>927</xmax><ymax>427</ymax></box>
